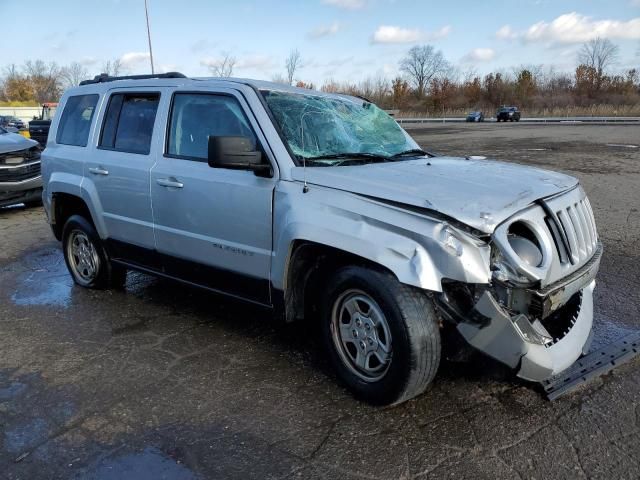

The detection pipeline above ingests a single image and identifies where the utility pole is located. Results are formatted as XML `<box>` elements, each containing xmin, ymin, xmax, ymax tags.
<box><xmin>144</xmin><ymin>0</ymin><xmax>155</xmax><ymax>74</ymax></box>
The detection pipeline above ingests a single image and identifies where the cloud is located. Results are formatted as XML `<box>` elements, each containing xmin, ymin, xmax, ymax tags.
<box><xmin>325</xmin><ymin>56</ymin><xmax>354</xmax><ymax>67</ymax></box>
<box><xmin>157</xmin><ymin>64</ymin><xmax>181</xmax><ymax>74</ymax></box>
<box><xmin>79</xmin><ymin>56</ymin><xmax>98</xmax><ymax>66</ymax></box>
<box><xmin>371</xmin><ymin>25</ymin><xmax>450</xmax><ymax>44</ymax></box>
<box><xmin>501</xmin><ymin>12</ymin><xmax>640</xmax><ymax>45</ymax></box>
<box><xmin>201</xmin><ymin>54</ymin><xmax>275</xmax><ymax>73</ymax></box>
<box><xmin>461</xmin><ymin>48</ymin><xmax>496</xmax><ymax>63</ymax></box>
<box><xmin>427</xmin><ymin>25</ymin><xmax>452</xmax><ymax>40</ymax></box>
<box><xmin>308</xmin><ymin>22</ymin><xmax>341</xmax><ymax>38</ymax></box>
<box><xmin>120</xmin><ymin>52</ymin><xmax>150</xmax><ymax>69</ymax></box>
<box><xmin>191</xmin><ymin>39</ymin><xmax>217</xmax><ymax>53</ymax></box>
<box><xmin>495</xmin><ymin>25</ymin><xmax>517</xmax><ymax>40</ymax></box>
<box><xmin>631</xmin><ymin>0</ymin><xmax>640</xmax><ymax>6</ymax></box>
<box><xmin>322</xmin><ymin>0</ymin><xmax>366</xmax><ymax>10</ymax></box>
<box><xmin>236</xmin><ymin>55</ymin><xmax>275</xmax><ymax>71</ymax></box>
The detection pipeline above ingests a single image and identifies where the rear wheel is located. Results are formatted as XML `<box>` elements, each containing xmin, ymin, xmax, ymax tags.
<box><xmin>62</xmin><ymin>215</ymin><xmax>126</xmax><ymax>289</ymax></box>
<box><xmin>321</xmin><ymin>266</ymin><xmax>441</xmax><ymax>405</ymax></box>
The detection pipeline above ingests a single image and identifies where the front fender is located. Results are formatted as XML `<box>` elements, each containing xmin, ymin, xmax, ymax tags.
<box><xmin>272</xmin><ymin>182</ymin><xmax>491</xmax><ymax>292</ymax></box>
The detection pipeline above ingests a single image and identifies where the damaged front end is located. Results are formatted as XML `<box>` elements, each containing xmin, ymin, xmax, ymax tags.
<box><xmin>437</xmin><ymin>186</ymin><xmax>602</xmax><ymax>382</ymax></box>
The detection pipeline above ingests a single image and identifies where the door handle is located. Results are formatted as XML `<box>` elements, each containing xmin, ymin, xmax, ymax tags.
<box><xmin>89</xmin><ymin>167</ymin><xmax>109</xmax><ymax>176</ymax></box>
<box><xmin>156</xmin><ymin>178</ymin><xmax>184</xmax><ymax>189</ymax></box>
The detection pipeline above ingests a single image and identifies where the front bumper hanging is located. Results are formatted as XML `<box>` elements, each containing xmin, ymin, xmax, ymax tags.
<box><xmin>541</xmin><ymin>330</ymin><xmax>640</xmax><ymax>400</ymax></box>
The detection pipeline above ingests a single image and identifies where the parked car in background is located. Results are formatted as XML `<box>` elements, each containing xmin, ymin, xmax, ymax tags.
<box><xmin>43</xmin><ymin>74</ymin><xmax>600</xmax><ymax>405</ymax></box>
<box><xmin>0</xmin><ymin>126</ymin><xmax>42</xmax><ymax>208</ymax></box>
<box><xmin>466</xmin><ymin>111</ymin><xmax>484</xmax><ymax>122</ymax></box>
<box><xmin>29</xmin><ymin>103</ymin><xmax>58</xmax><ymax>146</ymax></box>
<box><xmin>10</xmin><ymin>117</ymin><xmax>26</xmax><ymax>130</ymax></box>
<box><xmin>0</xmin><ymin>116</ymin><xmax>26</xmax><ymax>130</ymax></box>
<box><xmin>497</xmin><ymin>106</ymin><xmax>521</xmax><ymax>122</ymax></box>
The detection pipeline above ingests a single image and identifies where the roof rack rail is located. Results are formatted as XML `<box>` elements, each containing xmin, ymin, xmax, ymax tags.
<box><xmin>79</xmin><ymin>72</ymin><xmax>187</xmax><ymax>86</ymax></box>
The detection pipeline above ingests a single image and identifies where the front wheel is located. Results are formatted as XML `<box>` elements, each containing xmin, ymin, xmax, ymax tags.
<box><xmin>321</xmin><ymin>266</ymin><xmax>441</xmax><ymax>405</ymax></box>
<box><xmin>62</xmin><ymin>215</ymin><xmax>126</xmax><ymax>289</ymax></box>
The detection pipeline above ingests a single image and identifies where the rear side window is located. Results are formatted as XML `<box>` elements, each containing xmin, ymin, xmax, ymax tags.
<box><xmin>100</xmin><ymin>93</ymin><xmax>160</xmax><ymax>155</ymax></box>
<box><xmin>56</xmin><ymin>94</ymin><xmax>99</xmax><ymax>147</ymax></box>
<box><xmin>166</xmin><ymin>93</ymin><xmax>256</xmax><ymax>161</ymax></box>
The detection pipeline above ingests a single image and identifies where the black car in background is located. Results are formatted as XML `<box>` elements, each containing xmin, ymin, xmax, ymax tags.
<box><xmin>0</xmin><ymin>116</ymin><xmax>26</xmax><ymax>130</ymax></box>
<box><xmin>466</xmin><ymin>111</ymin><xmax>485</xmax><ymax>122</ymax></box>
<box><xmin>497</xmin><ymin>106</ymin><xmax>521</xmax><ymax>122</ymax></box>
<box><xmin>28</xmin><ymin>103</ymin><xmax>57</xmax><ymax>146</ymax></box>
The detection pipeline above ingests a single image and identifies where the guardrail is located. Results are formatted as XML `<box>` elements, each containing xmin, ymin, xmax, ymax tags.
<box><xmin>396</xmin><ymin>116</ymin><xmax>640</xmax><ymax>124</ymax></box>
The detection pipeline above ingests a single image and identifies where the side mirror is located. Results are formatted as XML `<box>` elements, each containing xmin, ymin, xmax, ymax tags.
<box><xmin>208</xmin><ymin>136</ymin><xmax>270</xmax><ymax>174</ymax></box>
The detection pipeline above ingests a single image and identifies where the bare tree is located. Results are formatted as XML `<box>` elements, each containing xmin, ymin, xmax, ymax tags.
<box><xmin>399</xmin><ymin>45</ymin><xmax>449</xmax><ymax>97</ymax></box>
<box><xmin>23</xmin><ymin>60</ymin><xmax>62</xmax><ymax>103</ymax></box>
<box><xmin>61</xmin><ymin>62</ymin><xmax>90</xmax><ymax>88</ymax></box>
<box><xmin>101</xmin><ymin>58</ymin><xmax>127</xmax><ymax>76</ymax></box>
<box><xmin>270</xmin><ymin>73</ymin><xmax>289</xmax><ymax>85</ymax></box>
<box><xmin>285</xmin><ymin>49</ymin><xmax>302</xmax><ymax>85</ymax></box>
<box><xmin>208</xmin><ymin>52</ymin><xmax>236</xmax><ymax>77</ymax></box>
<box><xmin>578</xmin><ymin>37</ymin><xmax>619</xmax><ymax>76</ymax></box>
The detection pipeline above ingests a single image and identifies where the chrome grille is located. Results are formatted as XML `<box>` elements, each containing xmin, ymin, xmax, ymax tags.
<box><xmin>549</xmin><ymin>194</ymin><xmax>598</xmax><ymax>265</ymax></box>
<box><xmin>0</xmin><ymin>161</ymin><xmax>41</xmax><ymax>183</ymax></box>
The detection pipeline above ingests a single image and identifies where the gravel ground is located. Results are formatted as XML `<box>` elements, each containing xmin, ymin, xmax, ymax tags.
<box><xmin>0</xmin><ymin>123</ymin><xmax>639</xmax><ymax>479</ymax></box>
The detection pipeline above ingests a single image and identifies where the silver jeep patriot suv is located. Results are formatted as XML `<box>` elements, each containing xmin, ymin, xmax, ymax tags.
<box><xmin>42</xmin><ymin>73</ymin><xmax>601</xmax><ymax>405</ymax></box>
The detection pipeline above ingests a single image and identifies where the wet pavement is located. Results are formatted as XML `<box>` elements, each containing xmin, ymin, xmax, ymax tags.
<box><xmin>1</xmin><ymin>124</ymin><xmax>640</xmax><ymax>479</ymax></box>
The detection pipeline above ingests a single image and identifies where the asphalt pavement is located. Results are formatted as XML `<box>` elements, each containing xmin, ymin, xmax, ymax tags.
<box><xmin>1</xmin><ymin>123</ymin><xmax>639</xmax><ymax>479</ymax></box>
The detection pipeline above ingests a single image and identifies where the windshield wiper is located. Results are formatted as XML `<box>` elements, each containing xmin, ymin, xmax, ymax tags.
<box><xmin>388</xmin><ymin>148</ymin><xmax>429</xmax><ymax>159</ymax></box>
<box><xmin>302</xmin><ymin>152</ymin><xmax>391</xmax><ymax>165</ymax></box>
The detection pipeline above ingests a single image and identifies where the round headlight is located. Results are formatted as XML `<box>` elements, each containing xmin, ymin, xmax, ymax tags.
<box><xmin>508</xmin><ymin>234</ymin><xmax>543</xmax><ymax>267</ymax></box>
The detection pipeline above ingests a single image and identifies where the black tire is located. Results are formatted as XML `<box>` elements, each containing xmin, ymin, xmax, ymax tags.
<box><xmin>62</xmin><ymin>215</ymin><xmax>126</xmax><ymax>289</ymax></box>
<box><xmin>321</xmin><ymin>266</ymin><xmax>441</xmax><ymax>405</ymax></box>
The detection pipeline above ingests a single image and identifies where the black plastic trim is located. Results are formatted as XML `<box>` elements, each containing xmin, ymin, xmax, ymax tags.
<box><xmin>105</xmin><ymin>239</ymin><xmax>271</xmax><ymax>306</ymax></box>
<box><xmin>80</xmin><ymin>72</ymin><xmax>186</xmax><ymax>86</ymax></box>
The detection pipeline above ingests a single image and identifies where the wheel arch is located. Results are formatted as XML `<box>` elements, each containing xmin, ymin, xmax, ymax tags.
<box><xmin>282</xmin><ymin>240</ymin><xmax>401</xmax><ymax>323</ymax></box>
<box><xmin>51</xmin><ymin>192</ymin><xmax>96</xmax><ymax>240</ymax></box>
<box><xmin>48</xmin><ymin>174</ymin><xmax>106</xmax><ymax>240</ymax></box>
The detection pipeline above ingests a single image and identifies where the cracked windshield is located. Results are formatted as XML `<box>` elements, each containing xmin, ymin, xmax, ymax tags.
<box><xmin>262</xmin><ymin>90</ymin><xmax>421</xmax><ymax>165</ymax></box>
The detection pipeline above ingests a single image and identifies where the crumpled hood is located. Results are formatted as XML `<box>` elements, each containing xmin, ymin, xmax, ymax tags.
<box><xmin>291</xmin><ymin>157</ymin><xmax>578</xmax><ymax>233</ymax></box>
<box><xmin>0</xmin><ymin>132</ymin><xmax>38</xmax><ymax>155</ymax></box>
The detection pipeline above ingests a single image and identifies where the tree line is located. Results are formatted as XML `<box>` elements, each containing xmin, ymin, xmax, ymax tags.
<box><xmin>314</xmin><ymin>38</ymin><xmax>639</xmax><ymax>116</ymax></box>
<box><xmin>2</xmin><ymin>38</ymin><xmax>638</xmax><ymax>116</ymax></box>
<box><xmin>0</xmin><ymin>59</ymin><xmax>124</xmax><ymax>105</ymax></box>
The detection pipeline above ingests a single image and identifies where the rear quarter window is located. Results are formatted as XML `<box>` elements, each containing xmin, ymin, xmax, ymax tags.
<box><xmin>99</xmin><ymin>93</ymin><xmax>160</xmax><ymax>155</ymax></box>
<box><xmin>56</xmin><ymin>94</ymin><xmax>99</xmax><ymax>147</ymax></box>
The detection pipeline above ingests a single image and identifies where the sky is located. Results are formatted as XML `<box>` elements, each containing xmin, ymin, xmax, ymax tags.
<box><xmin>1</xmin><ymin>0</ymin><xmax>639</xmax><ymax>84</ymax></box>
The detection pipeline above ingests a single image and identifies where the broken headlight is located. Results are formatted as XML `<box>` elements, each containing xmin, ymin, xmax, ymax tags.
<box><xmin>491</xmin><ymin>249</ymin><xmax>535</xmax><ymax>286</ymax></box>
<box><xmin>491</xmin><ymin>221</ymin><xmax>548</xmax><ymax>286</ymax></box>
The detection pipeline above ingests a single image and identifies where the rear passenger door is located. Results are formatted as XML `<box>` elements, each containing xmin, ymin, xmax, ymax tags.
<box><xmin>85</xmin><ymin>89</ymin><xmax>165</xmax><ymax>251</ymax></box>
<box><xmin>150</xmin><ymin>88</ymin><xmax>276</xmax><ymax>304</ymax></box>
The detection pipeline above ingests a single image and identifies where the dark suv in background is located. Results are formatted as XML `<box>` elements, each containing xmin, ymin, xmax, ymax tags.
<box><xmin>0</xmin><ymin>116</ymin><xmax>26</xmax><ymax>131</ymax></box>
<box><xmin>497</xmin><ymin>106</ymin><xmax>521</xmax><ymax>122</ymax></box>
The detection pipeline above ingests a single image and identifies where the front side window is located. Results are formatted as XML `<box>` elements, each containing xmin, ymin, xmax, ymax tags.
<box><xmin>167</xmin><ymin>93</ymin><xmax>256</xmax><ymax>161</ymax></box>
<box><xmin>262</xmin><ymin>90</ymin><xmax>419</xmax><ymax>165</ymax></box>
<box><xmin>100</xmin><ymin>93</ymin><xmax>160</xmax><ymax>155</ymax></box>
<box><xmin>56</xmin><ymin>94</ymin><xmax>99</xmax><ymax>147</ymax></box>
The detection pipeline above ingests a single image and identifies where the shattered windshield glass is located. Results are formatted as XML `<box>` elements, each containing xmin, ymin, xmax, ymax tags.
<box><xmin>262</xmin><ymin>90</ymin><xmax>422</xmax><ymax>165</ymax></box>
